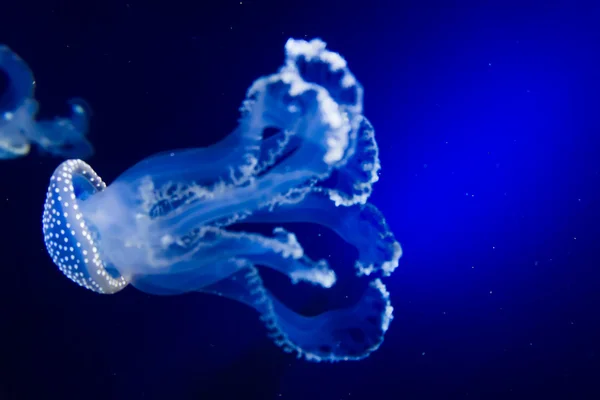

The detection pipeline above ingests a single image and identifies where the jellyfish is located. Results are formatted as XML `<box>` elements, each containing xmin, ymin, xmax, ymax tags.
<box><xmin>0</xmin><ymin>45</ymin><xmax>93</xmax><ymax>159</ymax></box>
<box><xmin>42</xmin><ymin>38</ymin><xmax>402</xmax><ymax>362</ymax></box>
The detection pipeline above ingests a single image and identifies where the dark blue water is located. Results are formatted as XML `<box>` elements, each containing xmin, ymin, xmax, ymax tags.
<box><xmin>1</xmin><ymin>1</ymin><xmax>599</xmax><ymax>399</ymax></box>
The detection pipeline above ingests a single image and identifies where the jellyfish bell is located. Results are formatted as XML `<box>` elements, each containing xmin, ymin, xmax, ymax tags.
<box><xmin>42</xmin><ymin>159</ymin><xmax>128</xmax><ymax>294</ymax></box>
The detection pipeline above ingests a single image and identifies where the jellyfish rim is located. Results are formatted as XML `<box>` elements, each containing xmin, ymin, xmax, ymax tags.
<box><xmin>42</xmin><ymin>159</ymin><xmax>128</xmax><ymax>294</ymax></box>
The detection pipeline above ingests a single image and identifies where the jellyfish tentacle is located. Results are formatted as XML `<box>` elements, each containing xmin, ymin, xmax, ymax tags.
<box><xmin>283</xmin><ymin>38</ymin><xmax>363</xmax><ymax>118</ymax></box>
<box><xmin>318</xmin><ymin>116</ymin><xmax>381</xmax><ymax>206</ymax></box>
<box><xmin>142</xmin><ymin>225</ymin><xmax>337</xmax><ymax>290</ymax></box>
<box><xmin>244</xmin><ymin>188</ymin><xmax>402</xmax><ymax>277</ymax></box>
<box><xmin>202</xmin><ymin>261</ymin><xmax>393</xmax><ymax>362</ymax></box>
<box><xmin>116</xmin><ymin>122</ymin><xmax>263</xmax><ymax>190</ymax></box>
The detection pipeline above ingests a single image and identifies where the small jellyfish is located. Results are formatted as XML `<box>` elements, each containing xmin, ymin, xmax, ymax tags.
<box><xmin>0</xmin><ymin>45</ymin><xmax>93</xmax><ymax>159</ymax></box>
<box><xmin>42</xmin><ymin>39</ymin><xmax>401</xmax><ymax>362</ymax></box>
